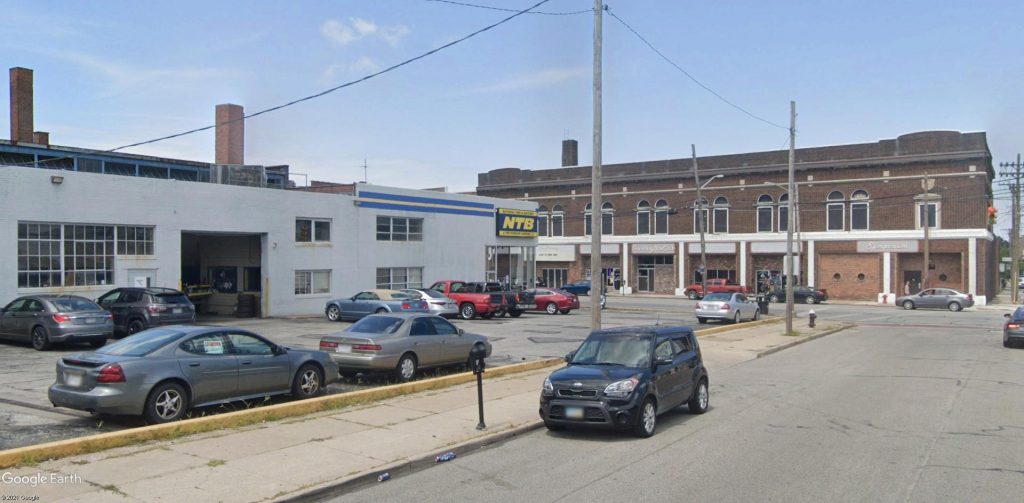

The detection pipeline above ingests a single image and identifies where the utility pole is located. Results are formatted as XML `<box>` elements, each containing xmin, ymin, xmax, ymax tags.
<box><xmin>692</xmin><ymin>145</ymin><xmax>707</xmax><ymax>298</ymax></box>
<box><xmin>1000</xmin><ymin>154</ymin><xmax>1023</xmax><ymax>304</ymax></box>
<box><xmin>785</xmin><ymin>101</ymin><xmax>796</xmax><ymax>336</ymax></box>
<box><xmin>589</xmin><ymin>0</ymin><xmax>603</xmax><ymax>330</ymax></box>
<box><xmin>922</xmin><ymin>173</ymin><xmax>931</xmax><ymax>291</ymax></box>
<box><xmin>362</xmin><ymin>158</ymin><xmax>368</xmax><ymax>183</ymax></box>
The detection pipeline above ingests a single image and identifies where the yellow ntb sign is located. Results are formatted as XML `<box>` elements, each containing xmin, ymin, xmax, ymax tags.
<box><xmin>496</xmin><ymin>208</ymin><xmax>539</xmax><ymax>237</ymax></box>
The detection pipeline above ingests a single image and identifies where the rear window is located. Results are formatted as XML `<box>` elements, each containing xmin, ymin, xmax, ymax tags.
<box><xmin>51</xmin><ymin>298</ymin><xmax>101</xmax><ymax>312</ymax></box>
<box><xmin>155</xmin><ymin>293</ymin><xmax>191</xmax><ymax>305</ymax></box>
<box><xmin>703</xmin><ymin>293</ymin><xmax>731</xmax><ymax>301</ymax></box>
<box><xmin>97</xmin><ymin>328</ymin><xmax>183</xmax><ymax>356</ymax></box>
<box><xmin>1013</xmin><ymin>308</ymin><xmax>1024</xmax><ymax>322</ymax></box>
<box><xmin>348</xmin><ymin>316</ymin><xmax>405</xmax><ymax>334</ymax></box>
<box><xmin>420</xmin><ymin>289</ymin><xmax>447</xmax><ymax>299</ymax></box>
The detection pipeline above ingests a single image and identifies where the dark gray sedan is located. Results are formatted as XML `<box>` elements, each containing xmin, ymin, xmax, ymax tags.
<box><xmin>897</xmin><ymin>288</ymin><xmax>974</xmax><ymax>312</ymax></box>
<box><xmin>319</xmin><ymin>313</ymin><xmax>491</xmax><ymax>382</ymax></box>
<box><xmin>49</xmin><ymin>326</ymin><xmax>339</xmax><ymax>423</ymax></box>
<box><xmin>1004</xmin><ymin>309</ymin><xmax>1024</xmax><ymax>348</ymax></box>
<box><xmin>0</xmin><ymin>295</ymin><xmax>112</xmax><ymax>351</ymax></box>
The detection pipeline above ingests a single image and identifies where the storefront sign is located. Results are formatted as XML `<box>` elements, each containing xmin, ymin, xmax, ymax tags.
<box><xmin>495</xmin><ymin>208</ymin><xmax>539</xmax><ymax>237</ymax></box>
<box><xmin>580</xmin><ymin>243</ymin><xmax>621</xmax><ymax>255</ymax></box>
<box><xmin>537</xmin><ymin>244</ymin><xmax>576</xmax><ymax>262</ymax></box>
<box><xmin>751</xmin><ymin>241</ymin><xmax>803</xmax><ymax>254</ymax></box>
<box><xmin>632</xmin><ymin>243</ymin><xmax>675</xmax><ymax>255</ymax></box>
<box><xmin>856</xmin><ymin>240</ymin><xmax>918</xmax><ymax>253</ymax></box>
<box><xmin>687</xmin><ymin>242</ymin><xmax>736</xmax><ymax>254</ymax></box>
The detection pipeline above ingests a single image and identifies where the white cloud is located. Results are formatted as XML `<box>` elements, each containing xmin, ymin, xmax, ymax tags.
<box><xmin>470</xmin><ymin>67</ymin><xmax>587</xmax><ymax>94</ymax></box>
<box><xmin>350</xmin><ymin>56</ymin><xmax>380</xmax><ymax>73</ymax></box>
<box><xmin>320</xmin><ymin>17</ymin><xmax>410</xmax><ymax>47</ymax></box>
<box><xmin>319</xmin><ymin>57</ymin><xmax>380</xmax><ymax>84</ymax></box>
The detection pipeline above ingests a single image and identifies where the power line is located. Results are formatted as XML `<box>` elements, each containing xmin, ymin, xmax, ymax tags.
<box><xmin>605</xmin><ymin>7</ymin><xmax>789</xmax><ymax>131</ymax></box>
<box><xmin>426</xmin><ymin>0</ymin><xmax>592</xmax><ymax>15</ymax></box>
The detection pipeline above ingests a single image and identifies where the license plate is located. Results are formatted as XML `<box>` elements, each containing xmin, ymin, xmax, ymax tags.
<box><xmin>335</xmin><ymin>344</ymin><xmax>352</xmax><ymax>353</ymax></box>
<box><xmin>565</xmin><ymin>406</ymin><xmax>584</xmax><ymax>420</ymax></box>
<box><xmin>65</xmin><ymin>371</ymin><xmax>83</xmax><ymax>387</ymax></box>
<box><xmin>173</xmin><ymin>308</ymin><xmax>183</xmax><ymax>314</ymax></box>
<box><xmin>85</xmin><ymin>318</ymin><xmax>100</xmax><ymax>324</ymax></box>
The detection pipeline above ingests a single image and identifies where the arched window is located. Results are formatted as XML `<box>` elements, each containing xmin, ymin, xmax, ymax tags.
<box><xmin>756</xmin><ymin>194</ymin><xmax>774</xmax><ymax>233</ymax></box>
<box><xmin>602</xmin><ymin>202</ymin><xmax>614</xmax><ymax>235</ymax></box>
<box><xmin>850</xmin><ymin>190</ymin><xmax>869</xmax><ymax>230</ymax></box>
<box><xmin>693</xmin><ymin>197</ymin><xmax>709</xmax><ymax>235</ymax></box>
<box><xmin>826</xmin><ymin>191</ymin><xmax>845</xmax><ymax>231</ymax></box>
<box><xmin>712</xmin><ymin>197</ymin><xmax>729</xmax><ymax>234</ymax></box>
<box><xmin>551</xmin><ymin>205</ymin><xmax>564</xmax><ymax>237</ymax></box>
<box><xmin>537</xmin><ymin>205</ymin><xmax>549</xmax><ymax>237</ymax></box>
<box><xmin>778</xmin><ymin>193</ymin><xmax>790</xmax><ymax>232</ymax></box>
<box><xmin>636</xmin><ymin>200</ymin><xmax>651</xmax><ymax>235</ymax></box>
<box><xmin>654</xmin><ymin>200</ymin><xmax>669</xmax><ymax>234</ymax></box>
<box><xmin>584</xmin><ymin>203</ymin><xmax>593</xmax><ymax>236</ymax></box>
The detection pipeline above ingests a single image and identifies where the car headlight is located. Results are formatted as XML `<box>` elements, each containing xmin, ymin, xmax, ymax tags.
<box><xmin>542</xmin><ymin>377</ymin><xmax>554</xmax><ymax>395</ymax></box>
<box><xmin>604</xmin><ymin>376</ymin><xmax>639</xmax><ymax>398</ymax></box>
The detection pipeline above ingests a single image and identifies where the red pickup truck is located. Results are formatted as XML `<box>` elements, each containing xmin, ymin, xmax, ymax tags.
<box><xmin>683</xmin><ymin>278</ymin><xmax>749</xmax><ymax>300</ymax></box>
<box><xmin>429</xmin><ymin>281</ymin><xmax>506</xmax><ymax>320</ymax></box>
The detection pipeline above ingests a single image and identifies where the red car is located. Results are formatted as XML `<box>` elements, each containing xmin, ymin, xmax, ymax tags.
<box><xmin>528</xmin><ymin>288</ymin><xmax>580</xmax><ymax>315</ymax></box>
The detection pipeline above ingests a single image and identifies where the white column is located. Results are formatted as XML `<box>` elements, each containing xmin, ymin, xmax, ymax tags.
<box><xmin>621</xmin><ymin>244</ymin><xmax>631</xmax><ymax>295</ymax></box>
<box><xmin>675</xmin><ymin>241</ymin><xmax>687</xmax><ymax>296</ymax></box>
<box><xmin>739</xmin><ymin>240</ymin><xmax>748</xmax><ymax>286</ymax></box>
<box><xmin>968</xmin><ymin>237</ymin><xmax>977</xmax><ymax>295</ymax></box>
<box><xmin>807</xmin><ymin>240</ymin><xmax>816</xmax><ymax>286</ymax></box>
<box><xmin>883</xmin><ymin>252</ymin><xmax>892</xmax><ymax>294</ymax></box>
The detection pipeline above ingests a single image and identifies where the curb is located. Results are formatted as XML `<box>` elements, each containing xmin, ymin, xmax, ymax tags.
<box><xmin>279</xmin><ymin>420</ymin><xmax>545</xmax><ymax>502</ymax></box>
<box><xmin>694</xmin><ymin>316</ymin><xmax>782</xmax><ymax>337</ymax></box>
<box><xmin>0</xmin><ymin>358</ymin><xmax>561</xmax><ymax>469</ymax></box>
<box><xmin>756</xmin><ymin>323</ymin><xmax>855</xmax><ymax>359</ymax></box>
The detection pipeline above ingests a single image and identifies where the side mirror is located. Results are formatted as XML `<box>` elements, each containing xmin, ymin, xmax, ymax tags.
<box><xmin>457</xmin><ymin>328</ymin><xmax>465</xmax><ymax>336</ymax></box>
<box><xmin>655</xmin><ymin>356</ymin><xmax>673</xmax><ymax>366</ymax></box>
<box><xmin>273</xmin><ymin>345</ymin><xmax>288</xmax><ymax>356</ymax></box>
<box><xmin>1005</xmin><ymin>313</ymin><xmax>1012</xmax><ymax>319</ymax></box>
<box><xmin>563</xmin><ymin>351</ymin><xmax>576</xmax><ymax>363</ymax></box>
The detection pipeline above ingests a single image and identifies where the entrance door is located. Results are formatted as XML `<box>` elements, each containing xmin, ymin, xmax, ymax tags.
<box><xmin>638</xmin><ymin>267</ymin><xmax>655</xmax><ymax>293</ymax></box>
<box><xmin>903</xmin><ymin>271</ymin><xmax>922</xmax><ymax>294</ymax></box>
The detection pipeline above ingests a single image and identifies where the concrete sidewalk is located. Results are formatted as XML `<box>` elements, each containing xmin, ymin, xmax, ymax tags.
<box><xmin>4</xmin><ymin>320</ymin><xmax>848</xmax><ymax>503</ymax></box>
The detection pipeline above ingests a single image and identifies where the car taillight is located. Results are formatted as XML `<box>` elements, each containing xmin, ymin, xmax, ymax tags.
<box><xmin>430</xmin><ymin>300</ymin><xmax>445</xmax><ymax>305</ymax></box>
<box><xmin>52</xmin><ymin>313</ymin><xmax>71</xmax><ymax>324</ymax></box>
<box><xmin>353</xmin><ymin>344</ymin><xmax>382</xmax><ymax>351</ymax></box>
<box><xmin>721</xmin><ymin>304</ymin><xmax>731</xmax><ymax>311</ymax></box>
<box><xmin>1008</xmin><ymin>323</ymin><xmax>1020</xmax><ymax>329</ymax></box>
<box><xmin>147</xmin><ymin>304</ymin><xmax>168</xmax><ymax>314</ymax></box>
<box><xmin>401</xmin><ymin>302</ymin><xmax>411</xmax><ymax>309</ymax></box>
<box><xmin>967</xmin><ymin>294</ymin><xmax>973</xmax><ymax>301</ymax></box>
<box><xmin>319</xmin><ymin>341</ymin><xmax>338</xmax><ymax>349</ymax></box>
<box><xmin>97</xmin><ymin>363</ymin><xmax>126</xmax><ymax>383</ymax></box>
<box><xmin>106</xmin><ymin>313</ymin><xmax>113</xmax><ymax>320</ymax></box>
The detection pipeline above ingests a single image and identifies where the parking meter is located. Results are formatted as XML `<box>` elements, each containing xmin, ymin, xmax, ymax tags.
<box><xmin>470</xmin><ymin>344</ymin><xmax>487</xmax><ymax>430</ymax></box>
<box><xmin>470</xmin><ymin>344</ymin><xmax>487</xmax><ymax>375</ymax></box>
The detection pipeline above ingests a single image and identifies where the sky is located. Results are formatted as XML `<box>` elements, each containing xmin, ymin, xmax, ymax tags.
<box><xmin>1</xmin><ymin>0</ymin><xmax>1022</xmax><ymax>235</ymax></box>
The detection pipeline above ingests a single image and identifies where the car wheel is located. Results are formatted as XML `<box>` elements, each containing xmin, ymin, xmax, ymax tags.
<box><xmin>686</xmin><ymin>290</ymin><xmax>699</xmax><ymax>300</ymax></box>
<box><xmin>460</xmin><ymin>303</ymin><xmax>476</xmax><ymax>320</ymax></box>
<box><xmin>393</xmin><ymin>353</ymin><xmax>417</xmax><ymax>382</ymax></box>
<box><xmin>804</xmin><ymin>296</ymin><xmax>816</xmax><ymax>305</ymax></box>
<box><xmin>559</xmin><ymin>309</ymin><xmax>570</xmax><ymax>315</ymax></box>
<box><xmin>733</xmin><ymin>311</ymin><xmax>740</xmax><ymax>324</ymax></box>
<box><xmin>326</xmin><ymin>305</ymin><xmax>342</xmax><ymax>322</ymax></box>
<box><xmin>375</xmin><ymin>308</ymin><xmax>388</xmax><ymax>314</ymax></box>
<box><xmin>902</xmin><ymin>300</ymin><xmax>915</xmax><ymax>310</ymax></box>
<box><xmin>509</xmin><ymin>309</ymin><xmax>523</xmax><ymax>318</ymax></box>
<box><xmin>292</xmin><ymin>364</ymin><xmax>324</xmax><ymax>398</ymax></box>
<box><xmin>545</xmin><ymin>303</ymin><xmax>558</xmax><ymax>315</ymax></box>
<box><xmin>88</xmin><ymin>338</ymin><xmax>107</xmax><ymax>348</ymax></box>
<box><xmin>127</xmin><ymin>319</ymin><xmax>146</xmax><ymax>335</ymax></box>
<box><xmin>753</xmin><ymin>309</ymin><xmax>760</xmax><ymax>321</ymax></box>
<box><xmin>688</xmin><ymin>378</ymin><xmax>709</xmax><ymax>414</ymax></box>
<box><xmin>697</xmin><ymin>317</ymin><xmax>707</xmax><ymax>324</ymax></box>
<box><xmin>31</xmin><ymin>327</ymin><xmax>51</xmax><ymax>351</ymax></box>
<box><xmin>544</xmin><ymin>420</ymin><xmax>565</xmax><ymax>431</ymax></box>
<box><xmin>948</xmin><ymin>302</ymin><xmax>962</xmax><ymax>312</ymax></box>
<box><xmin>768</xmin><ymin>294</ymin><xmax>779</xmax><ymax>303</ymax></box>
<box><xmin>144</xmin><ymin>382</ymin><xmax>189</xmax><ymax>424</ymax></box>
<box><xmin>632</xmin><ymin>397</ymin><xmax>657</xmax><ymax>438</ymax></box>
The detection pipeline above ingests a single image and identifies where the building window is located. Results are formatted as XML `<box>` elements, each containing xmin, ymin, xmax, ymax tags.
<box><xmin>63</xmin><ymin>224</ymin><xmax>115</xmax><ymax>287</ymax></box>
<box><xmin>712</xmin><ymin>197</ymin><xmax>729</xmax><ymax>234</ymax></box>
<box><xmin>636</xmin><ymin>200</ymin><xmax>651</xmax><ymax>235</ymax></box>
<box><xmin>851</xmin><ymin>190</ymin><xmax>869</xmax><ymax>231</ymax></box>
<box><xmin>602</xmin><ymin>202</ymin><xmax>614</xmax><ymax>235</ymax></box>
<box><xmin>376</xmin><ymin>216</ymin><xmax>423</xmax><ymax>241</ymax></box>
<box><xmin>637</xmin><ymin>255</ymin><xmax>673</xmax><ymax>265</ymax></box>
<box><xmin>916</xmin><ymin>201</ymin><xmax>940</xmax><ymax>229</ymax></box>
<box><xmin>826</xmin><ymin>191</ymin><xmax>845</xmax><ymax>231</ymax></box>
<box><xmin>584</xmin><ymin>203</ymin><xmax>593</xmax><ymax>236</ymax></box>
<box><xmin>757</xmin><ymin>194</ymin><xmax>774</xmax><ymax>233</ymax></box>
<box><xmin>376</xmin><ymin>267</ymin><xmax>423</xmax><ymax>289</ymax></box>
<box><xmin>542</xmin><ymin>268</ymin><xmax>568</xmax><ymax>289</ymax></box>
<box><xmin>17</xmin><ymin>223</ymin><xmax>63</xmax><ymax>288</ymax></box>
<box><xmin>778</xmin><ymin>194</ymin><xmax>789</xmax><ymax>232</ymax></box>
<box><xmin>295</xmin><ymin>270</ymin><xmax>331</xmax><ymax>295</ymax></box>
<box><xmin>296</xmin><ymin>218</ymin><xmax>331</xmax><ymax>243</ymax></box>
<box><xmin>551</xmin><ymin>205</ymin><xmax>564</xmax><ymax>237</ymax></box>
<box><xmin>693</xmin><ymin>268</ymin><xmax>736</xmax><ymax>284</ymax></box>
<box><xmin>693</xmin><ymin>197</ymin><xmax>709</xmax><ymax>235</ymax></box>
<box><xmin>116</xmin><ymin>226</ymin><xmax>154</xmax><ymax>255</ymax></box>
<box><xmin>538</xmin><ymin>206</ymin><xmax>549</xmax><ymax>238</ymax></box>
<box><xmin>654</xmin><ymin>200</ymin><xmax>669</xmax><ymax>234</ymax></box>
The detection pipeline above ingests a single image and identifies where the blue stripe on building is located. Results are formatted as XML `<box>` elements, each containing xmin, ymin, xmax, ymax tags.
<box><xmin>358</xmin><ymin>190</ymin><xmax>495</xmax><ymax>210</ymax></box>
<box><xmin>358</xmin><ymin>201</ymin><xmax>494</xmax><ymax>218</ymax></box>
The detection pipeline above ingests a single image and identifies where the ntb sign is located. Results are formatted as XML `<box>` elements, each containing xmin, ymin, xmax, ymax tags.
<box><xmin>495</xmin><ymin>208</ymin><xmax>539</xmax><ymax>237</ymax></box>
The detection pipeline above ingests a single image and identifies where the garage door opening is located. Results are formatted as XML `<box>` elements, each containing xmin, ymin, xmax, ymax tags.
<box><xmin>181</xmin><ymin>232</ymin><xmax>266</xmax><ymax>319</ymax></box>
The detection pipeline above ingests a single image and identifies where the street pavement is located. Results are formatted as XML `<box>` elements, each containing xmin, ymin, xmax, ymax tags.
<box><xmin>332</xmin><ymin>306</ymin><xmax>1023</xmax><ymax>503</ymax></box>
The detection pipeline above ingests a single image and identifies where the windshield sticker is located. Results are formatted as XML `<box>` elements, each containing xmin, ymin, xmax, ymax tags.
<box><xmin>204</xmin><ymin>340</ymin><xmax>225</xmax><ymax>355</ymax></box>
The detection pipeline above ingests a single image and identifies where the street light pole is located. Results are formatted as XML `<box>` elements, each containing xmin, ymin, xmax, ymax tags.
<box><xmin>692</xmin><ymin>145</ymin><xmax>723</xmax><ymax>299</ymax></box>
<box><xmin>589</xmin><ymin>0</ymin><xmax>603</xmax><ymax>330</ymax></box>
<box><xmin>785</xmin><ymin>101</ymin><xmax>796</xmax><ymax>336</ymax></box>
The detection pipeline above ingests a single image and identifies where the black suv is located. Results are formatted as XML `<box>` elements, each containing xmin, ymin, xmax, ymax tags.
<box><xmin>540</xmin><ymin>325</ymin><xmax>709</xmax><ymax>437</ymax></box>
<box><xmin>96</xmin><ymin>287</ymin><xmax>196</xmax><ymax>336</ymax></box>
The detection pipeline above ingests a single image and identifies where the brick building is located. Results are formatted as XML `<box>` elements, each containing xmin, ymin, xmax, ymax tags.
<box><xmin>476</xmin><ymin>132</ymin><xmax>997</xmax><ymax>304</ymax></box>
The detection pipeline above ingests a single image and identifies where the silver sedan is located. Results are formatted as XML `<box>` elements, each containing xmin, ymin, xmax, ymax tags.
<box><xmin>695</xmin><ymin>292</ymin><xmax>761</xmax><ymax>324</ymax></box>
<box><xmin>401</xmin><ymin>289</ymin><xmax>459</xmax><ymax>318</ymax></box>
<box><xmin>319</xmin><ymin>313</ymin><xmax>491</xmax><ymax>382</ymax></box>
<box><xmin>896</xmin><ymin>288</ymin><xmax>974</xmax><ymax>312</ymax></box>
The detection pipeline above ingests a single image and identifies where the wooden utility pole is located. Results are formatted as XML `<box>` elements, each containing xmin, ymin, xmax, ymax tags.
<box><xmin>1000</xmin><ymin>154</ymin><xmax>1023</xmax><ymax>304</ymax></box>
<box><xmin>922</xmin><ymin>173</ymin><xmax>931</xmax><ymax>290</ymax></box>
<box><xmin>589</xmin><ymin>0</ymin><xmax>603</xmax><ymax>329</ymax></box>
<box><xmin>785</xmin><ymin>101</ymin><xmax>796</xmax><ymax>335</ymax></box>
<box><xmin>692</xmin><ymin>145</ymin><xmax>707</xmax><ymax>298</ymax></box>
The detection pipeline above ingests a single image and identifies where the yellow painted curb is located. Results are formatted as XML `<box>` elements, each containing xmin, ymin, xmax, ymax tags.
<box><xmin>694</xmin><ymin>316</ymin><xmax>783</xmax><ymax>337</ymax></box>
<box><xmin>0</xmin><ymin>358</ymin><xmax>562</xmax><ymax>469</ymax></box>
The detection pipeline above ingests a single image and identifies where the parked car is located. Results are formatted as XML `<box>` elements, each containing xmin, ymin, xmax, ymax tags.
<box><xmin>1003</xmin><ymin>309</ymin><xmax>1024</xmax><ymax>348</ymax></box>
<box><xmin>48</xmin><ymin>325</ymin><xmax>337</xmax><ymax>423</ymax></box>
<box><xmin>525</xmin><ymin>289</ymin><xmax>580</xmax><ymax>315</ymax></box>
<box><xmin>96</xmin><ymin>287</ymin><xmax>196</xmax><ymax>336</ymax></box>
<box><xmin>767</xmin><ymin>286</ymin><xmax>829</xmax><ymax>304</ymax></box>
<box><xmin>682</xmin><ymin>278</ymin><xmax>749</xmax><ymax>300</ymax></box>
<box><xmin>319</xmin><ymin>313</ymin><xmax>491</xmax><ymax>382</ymax></box>
<box><xmin>539</xmin><ymin>325</ymin><xmax>708</xmax><ymax>437</ymax></box>
<box><xmin>401</xmin><ymin>289</ymin><xmax>458</xmax><ymax>318</ymax></box>
<box><xmin>695</xmin><ymin>292</ymin><xmax>760</xmax><ymax>324</ymax></box>
<box><xmin>325</xmin><ymin>290</ymin><xmax>429</xmax><ymax>322</ymax></box>
<box><xmin>561</xmin><ymin>280</ymin><xmax>592</xmax><ymax>296</ymax></box>
<box><xmin>428</xmin><ymin>280</ymin><xmax>533</xmax><ymax>320</ymax></box>
<box><xmin>896</xmin><ymin>288</ymin><xmax>974</xmax><ymax>312</ymax></box>
<box><xmin>0</xmin><ymin>295</ymin><xmax>112</xmax><ymax>351</ymax></box>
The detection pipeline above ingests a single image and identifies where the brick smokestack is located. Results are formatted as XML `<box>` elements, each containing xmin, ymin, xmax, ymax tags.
<box><xmin>561</xmin><ymin>139</ymin><xmax>578</xmax><ymax>167</ymax></box>
<box><xmin>9</xmin><ymin>67</ymin><xmax>33</xmax><ymax>144</ymax></box>
<box><xmin>33</xmin><ymin>132</ymin><xmax>49</xmax><ymax>146</ymax></box>
<box><xmin>215</xmin><ymin>103</ymin><xmax>244</xmax><ymax>165</ymax></box>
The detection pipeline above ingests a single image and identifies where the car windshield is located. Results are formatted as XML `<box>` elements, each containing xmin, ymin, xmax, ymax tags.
<box><xmin>703</xmin><ymin>293</ymin><xmax>732</xmax><ymax>302</ymax></box>
<box><xmin>419</xmin><ymin>289</ymin><xmax>447</xmax><ymax>299</ymax></box>
<box><xmin>571</xmin><ymin>333</ymin><xmax>652</xmax><ymax>368</ymax></box>
<box><xmin>51</xmin><ymin>297</ymin><xmax>101</xmax><ymax>312</ymax></box>
<box><xmin>155</xmin><ymin>293</ymin><xmax>191</xmax><ymax>305</ymax></box>
<box><xmin>96</xmin><ymin>328</ymin><xmax>184</xmax><ymax>356</ymax></box>
<box><xmin>348</xmin><ymin>316</ymin><xmax>405</xmax><ymax>334</ymax></box>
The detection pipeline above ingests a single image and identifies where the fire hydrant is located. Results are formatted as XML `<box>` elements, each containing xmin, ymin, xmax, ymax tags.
<box><xmin>808</xmin><ymin>309</ymin><xmax>817</xmax><ymax>328</ymax></box>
